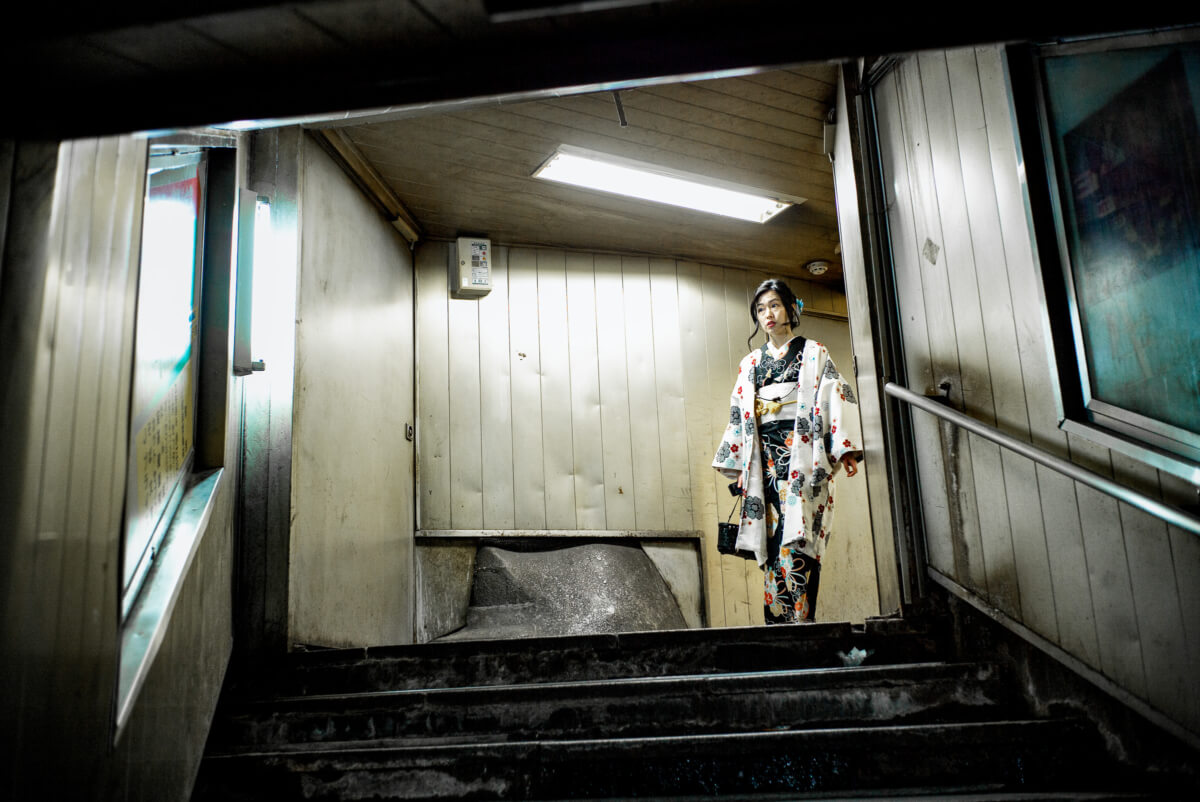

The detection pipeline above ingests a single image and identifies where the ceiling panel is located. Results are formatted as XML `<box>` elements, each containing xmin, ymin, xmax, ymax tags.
<box><xmin>335</xmin><ymin>65</ymin><xmax>845</xmax><ymax>284</ymax></box>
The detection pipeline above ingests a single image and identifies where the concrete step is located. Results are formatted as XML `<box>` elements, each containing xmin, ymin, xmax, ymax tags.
<box><xmin>256</xmin><ymin>619</ymin><xmax>947</xmax><ymax>698</ymax></box>
<box><xmin>209</xmin><ymin>661</ymin><xmax>1016</xmax><ymax>752</ymax></box>
<box><xmin>192</xmin><ymin>717</ymin><xmax>1130</xmax><ymax>801</ymax></box>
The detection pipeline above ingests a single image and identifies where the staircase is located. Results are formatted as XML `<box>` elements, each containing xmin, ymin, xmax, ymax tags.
<box><xmin>192</xmin><ymin>618</ymin><xmax>1159</xmax><ymax>800</ymax></box>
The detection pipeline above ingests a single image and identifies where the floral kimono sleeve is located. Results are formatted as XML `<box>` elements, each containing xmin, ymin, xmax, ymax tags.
<box><xmin>815</xmin><ymin>347</ymin><xmax>863</xmax><ymax>471</ymax></box>
<box><xmin>712</xmin><ymin>356</ymin><xmax>755</xmax><ymax>481</ymax></box>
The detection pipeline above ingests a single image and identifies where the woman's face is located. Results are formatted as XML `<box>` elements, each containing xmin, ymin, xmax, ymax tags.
<box><xmin>756</xmin><ymin>290</ymin><xmax>792</xmax><ymax>338</ymax></box>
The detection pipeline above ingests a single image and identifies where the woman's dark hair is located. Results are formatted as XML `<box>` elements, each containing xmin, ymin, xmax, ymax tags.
<box><xmin>747</xmin><ymin>278</ymin><xmax>801</xmax><ymax>349</ymax></box>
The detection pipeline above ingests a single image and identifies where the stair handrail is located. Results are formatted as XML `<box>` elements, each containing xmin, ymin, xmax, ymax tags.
<box><xmin>884</xmin><ymin>381</ymin><xmax>1200</xmax><ymax>537</ymax></box>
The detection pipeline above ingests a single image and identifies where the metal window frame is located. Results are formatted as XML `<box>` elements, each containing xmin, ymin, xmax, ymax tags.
<box><xmin>1006</xmin><ymin>31</ymin><xmax>1200</xmax><ymax>485</ymax></box>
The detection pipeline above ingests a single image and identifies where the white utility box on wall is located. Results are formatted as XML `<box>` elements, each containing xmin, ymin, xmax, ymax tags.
<box><xmin>452</xmin><ymin>237</ymin><xmax>492</xmax><ymax>298</ymax></box>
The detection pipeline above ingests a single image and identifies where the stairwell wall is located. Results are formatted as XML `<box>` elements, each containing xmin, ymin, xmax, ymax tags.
<box><xmin>286</xmin><ymin>135</ymin><xmax>417</xmax><ymax>649</ymax></box>
<box><xmin>0</xmin><ymin>134</ymin><xmax>244</xmax><ymax>800</ymax></box>
<box><xmin>871</xmin><ymin>45</ymin><xmax>1200</xmax><ymax>739</ymax></box>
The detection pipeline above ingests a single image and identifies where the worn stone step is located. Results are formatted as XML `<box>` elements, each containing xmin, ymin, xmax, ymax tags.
<box><xmin>254</xmin><ymin>618</ymin><xmax>947</xmax><ymax>698</ymax></box>
<box><xmin>209</xmin><ymin>661</ymin><xmax>1015</xmax><ymax>752</ymax></box>
<box><xmin>192</xmin><ymin>718</ymin><xmax>1128</xmax><ymax>801</ymax></box>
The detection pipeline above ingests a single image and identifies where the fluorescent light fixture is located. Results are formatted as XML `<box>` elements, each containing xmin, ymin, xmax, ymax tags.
<box><xmin>532</xmin><ymin>145</ymin><xmax>800</xmax><ymax>223</ymax></box>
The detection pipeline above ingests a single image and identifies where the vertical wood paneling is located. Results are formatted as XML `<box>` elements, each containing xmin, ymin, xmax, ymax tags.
<box><xmin>715</xmin><ymin>265</ymin><xmax>753</xmax><ymax>626</ymax></box>
<box><xmin>478</xmin><ymin>246</ymin><xmax>516</xmax><ymax>528</ymax></box>
<box><xmin>416</xmin><ymin>241</ymin><xmax>452</xmax><ymax>528</ymax></box>
<box><xmin>536</xmin><ymin>249</ymin><xmax>577</xmax><ymax>528</ymax></box>
<box><xmin>594</xmin><ymin>254</ymin><xmax>636</xmax><ymax>528</ymax></box>
<box><xmin>945</xmin><ymin>48</ymin><xmax>1031</xmax><ymax>619</ymax></box>
<box><xmin>923</xmin><ymin>52</ymin><xmax>1018</xmax><ymax>612</ymax></box>
<box><xmin>622</xmin><ymin>256</ymin><xmax>666</xmax><ymax>529</ymax></box>
<box><xmin>907</xmin><ymin>52</ymin><xmax>992</xmax><ymax>603</ymax></box>
<box><xmin>649</xmin><ymin>258</ymin><xmax>693</xmax><ymax>530</ymax></box>
<box><xmin>1112</xmin><ymin>454</ymin><xmax>1193</xmax><ymax>723</ymax></box>
<box><xmin>3</xmin><ymin>141</ymin><xmax>68</xmax><ymax>791</ymax></box>
<box><xmin>57</xmin><ymin>139</ymin><xmax>120</xmax><ymax>710</ymax></box>
<box><xmin>978</xmin><ymin>46</ymin><xmax>1126</xmax><ymax>661</ymax></box>
<box><xmin>1162</xmin><ymin>472</ymin><xmax>1200</xmax><ymax>729</ymax></box>
<box><xmin>37</xmin><ymin>144</ymin><xmax>98</xmax><ymax>746</ymax></box>
<box><xmin>81</xmin><ymin>137</ymin><xmax>146</xmax><ymax>718</ymax></box>
<box><xmin>677</xmin><ymin>260</ymin><xmax>725</xmax><ymax>627</ymax></box>
<box><xmin>565</xmin><ymin>252</ymin><xmax>606</xmax><ymax>528</ymax></box>
<box><xmin>48</xmin><ymin>138</ymin><xmax>104</xmax><ymax>773</ymax></box>
<box><xmin>1067</xmin><ymin>437</ymin><xmax>1146</xmax><ymax>695</ymax></box>
<box><xmin>508</xmin><ymin>248</ymin><xmax>547</xmax><ymax>528</ymax></box>
<box><xmin>803</xmin><ymin>279</ymin><xmax>833</xmax><ymax>314</ymax></box>
<box><xmin>447</xmin><ymin>244</ymin><xmax>484</xmax><ymax>528</ymax></box>
<box><xmin>735</xmin><ymin>269</ymin><xmax>767</xmax><ymax>612</ymax></box>
<box><xmin>874</xmin><ymin>70</ymin><xmax>956</xmax><ymax>578</ymax></box>
<box><xmin>292</xmin><ymin>137</ymin><xmax>417</xmax><ymax>645</ymax></box>
<box><xmin>699</xmin><ymin>263</ymin><xmax>740</xmax><ymax>624</ymax></box>
<box><xmin>831</xmin><ymin>73</ymin><xmax>901</xmax><ymax>615</ymax></box>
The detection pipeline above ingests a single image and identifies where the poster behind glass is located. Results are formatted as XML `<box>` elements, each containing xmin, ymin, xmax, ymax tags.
<box><xmin>122</xmin><ymin>152</ymin><xmax>204</xmax><ymax>613</ymax></box>
<box><xmin>1042</xmin><ymin>42</ymin><xmax>1200</xmax><ymax>454</ymax></box>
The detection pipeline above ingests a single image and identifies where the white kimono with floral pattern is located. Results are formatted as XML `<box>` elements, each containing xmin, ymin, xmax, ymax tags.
<box><xmin>712</xmin><ymin>338</ymin><xmax>862</xmax><ymax>566</ymax></box>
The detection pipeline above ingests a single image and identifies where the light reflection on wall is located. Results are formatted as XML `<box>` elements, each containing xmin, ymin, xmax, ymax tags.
<box><xmin>250</xmin><ymin>197</ymin><xmax>297</xmax><ymax>387</ymax></box>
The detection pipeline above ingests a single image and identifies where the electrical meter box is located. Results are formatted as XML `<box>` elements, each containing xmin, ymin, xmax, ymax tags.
<box><xmin>452</xmin><ymin>237</ymin><xmax>492</xmax><ymax>298</ymax></box>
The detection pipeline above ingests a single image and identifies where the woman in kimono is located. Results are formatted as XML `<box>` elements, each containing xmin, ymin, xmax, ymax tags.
<box><xmin>712</xmin><ymin>278</ymin><xmax>862</xmax><ymax>624</ymax></box>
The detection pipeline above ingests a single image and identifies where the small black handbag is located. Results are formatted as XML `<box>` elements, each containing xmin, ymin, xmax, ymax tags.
<box><xmin>717</xmin><ymin>492</ymin><xmax>755</xmax><ymax>560</ymax></box>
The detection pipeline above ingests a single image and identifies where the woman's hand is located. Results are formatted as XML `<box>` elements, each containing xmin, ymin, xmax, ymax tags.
<box><xmin>841</xmin><ymin>453</ymin><xmax>860</xmax><ymax>477</ymax></box>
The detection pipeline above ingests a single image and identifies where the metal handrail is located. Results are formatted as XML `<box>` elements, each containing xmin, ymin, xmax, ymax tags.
<box><xmin>884</xmin><ymin>382</ymin><xmax>1200</xmax><ymax>536</ymax></box>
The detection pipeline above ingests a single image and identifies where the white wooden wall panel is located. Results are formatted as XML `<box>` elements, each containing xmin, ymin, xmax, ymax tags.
<box><xmin>594</xmin><ymin>254</ymin><xmax>637</xmax><ymax>529</ymax></box>
<box><xmin>1112</xmin><ymin>453</ymin><xmax>1194</xmax><ymax>723</ymax></box>
<box><xmin>448</xmin><ymin>244</ymin><xmax>485</xmax><ymax>529</ymax></box>
<box><xmin>830</xmin><ymin>71</ymin><xmax>901</xmax><ymax>615</ymax></box>
<box><xmin>1067</xmin><ymin>436</ymin><xmax>1146</xmax><ymax>695</ymax></box>
<box><xmin>945</xmin><ymin>48</ymin><xmax>1033</xmax><ymax>619</ymax></box>
<box><xmin>925</xmin><ymin>52</ymin><xmax>1032</xmax><ymax>619</ymax></box>
<box><xmin>906</xmin><ymin>54</ymin><xmax>992</xmax><ymax>602</ymax></box>
<box><xmin>478</xmin><ymin>246</ymin><xmax>516</xmax><ymax>528</ymax></box>
<box><xmin>416</xmin><ymin>242</ymin><xmax>452</xmax><ymax>529</ymax></box>
<box><xmin>507</xmin><ymin>247</ymin><xmax>548</xmax><ymax>528</ymax></box>
<box><xmin>65</xmin><ymin>138</ymin><xmax>131</xmax><ymax>691</ymax></box>
<box><xmin>710</xmin><ymin>266</ymin><xmax>748</xmax><ymax>629</ymax></box>
<box><xmin>537</xmin><ymin>249</ymin><xmax>578</xmax><ymax>528</ymax></box>
<box><xmin>565</xmin><ymin>252</ymin><xmax>607</xmax><ymax>528</ymax></box>
<box><xmin>1164</xmin><ymin>474</ymin><xmax>1200</xmax><ymax>729</ymax></box>
<box><xmin>649</xmin><ymin>258</ymin><xmax>693</xmax><ymax>531</ymax></box>
<box><xmin>703</xmin><ymin>264</ymin><xmax>750</xmax><ymax>626</ymax></box>
<box><xmin>729</xmin><ymin>269</ymin><xmax>764</xmax><ymax>612</ymax></box>
<box><xmin>878</xmin><ymin>45</ymin><xmax>1200</xmax><ymax>736</ymax></box>
<box><xmin>622</xmin><ymin>256</ymin><xmax>666</xmax><ymax>529</ymax></box>
<box><xmin>82</xmin><ymin>137</ymin><xmax>145</xmax><ymax>687</ymax></box>
<box><xmin>677</xmin><ymin>260</ymin><xmax>726</xmax><ymax>627</ymax></box>
<box><xmin>291</xmin><ymin>138</ymin><xmax>417</xmax><ymax>646</ymax></box>
<box><xmin>43</xmin><ymin>140</ymin><xmax>100</xmax><ymax>720</ymax></box>
<box><xmin>874</xmin><ymin>69</ymin><xmax>956</xmax><ymax>578</ymax></box>
<box><xmin>976</xmin><ymin>45</ymin><xmax>1124</xmax><ymax>669</ymax></box>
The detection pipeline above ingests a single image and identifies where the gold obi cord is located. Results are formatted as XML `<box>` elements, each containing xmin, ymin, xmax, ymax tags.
<box><xmin>754</xmin><ymin>396</ymin><xmax>797</xmax><ymax>419</ymax></box>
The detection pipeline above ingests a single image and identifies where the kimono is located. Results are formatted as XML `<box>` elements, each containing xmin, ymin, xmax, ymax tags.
<box><xmin>712</xmin><ymin>337</ymin><xmax>862</xmax><ymax>622</ymax></box>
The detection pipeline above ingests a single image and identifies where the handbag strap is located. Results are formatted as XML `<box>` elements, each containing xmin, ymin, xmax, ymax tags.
<box><xmin>726</xmin><ymin>495</ymin><xmax>740</xmax><ymax>523</ymax></box>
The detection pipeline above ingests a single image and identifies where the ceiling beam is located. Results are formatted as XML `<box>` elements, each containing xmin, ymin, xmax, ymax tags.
<box><xmin>309</xmin><ymin>128</ymin><xmax>422</xmax><ymax>244</ymax></box>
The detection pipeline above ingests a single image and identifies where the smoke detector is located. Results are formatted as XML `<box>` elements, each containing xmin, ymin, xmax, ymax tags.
<box><xmin>805</xmin><ymin>259</ymin><xmax>830</xmax><ymax>276</ymax></box>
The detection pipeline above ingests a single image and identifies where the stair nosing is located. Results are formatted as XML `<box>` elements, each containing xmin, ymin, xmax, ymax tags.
<box><xmin>203</xmin><ymin>716</ymin><xmax>1090</xmax><ymax>761</ymax></box>
<box><xmin>242</xmin><ymin>660</ymin><xmax>999</xmax><ymax>708</ymax></box>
